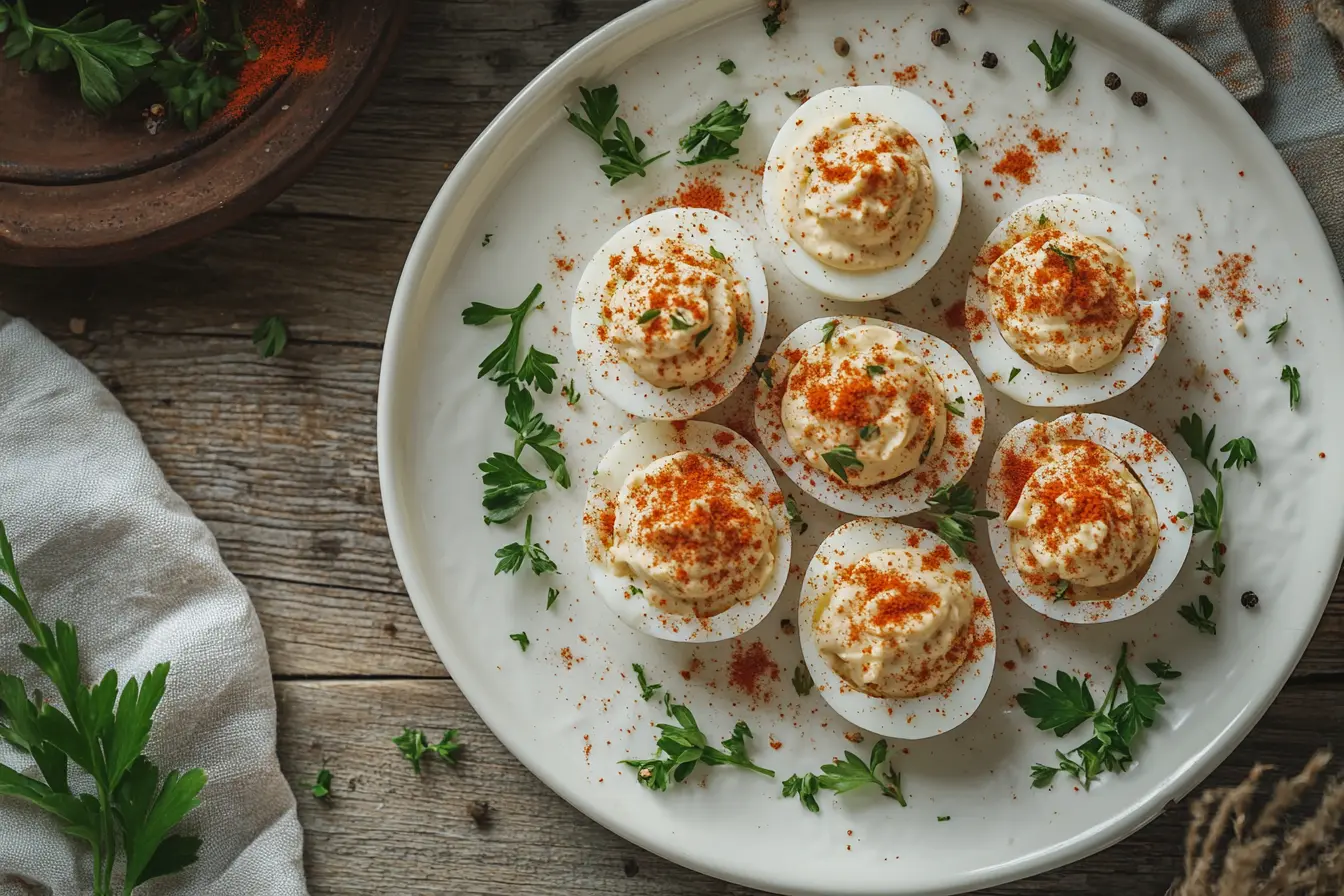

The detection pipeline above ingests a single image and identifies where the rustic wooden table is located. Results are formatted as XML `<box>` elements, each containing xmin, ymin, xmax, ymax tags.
<box><xmin>3</xmin><ymin>2</ymin><xmax>1342</xmax><ymax>893</ymax></box>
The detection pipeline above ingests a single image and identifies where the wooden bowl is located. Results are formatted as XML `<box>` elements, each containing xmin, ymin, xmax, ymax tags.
<box><xmin>0</xmin><ymin>0</ymin><xmax>411</xmax><ymax>267</ymax></box>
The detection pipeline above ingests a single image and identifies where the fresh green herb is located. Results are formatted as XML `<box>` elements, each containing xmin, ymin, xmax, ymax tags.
<box><xmin>783</xmin><ymin>741</ymin><xmax>906</xmax><ymax>813</ymax></box>
<box><xmin>632</xmin><ymin>664</ymin><xmax>662</xmax><ymax>702</ymax></box>
<box><xmin>792</xmin><ymin>663</ymin><xmax>814</xmax><ymax>696</ymax></box>
<box><xmin>628</xmin><ymin>585</ymin><xmax>644</xmax><ymax>597</ymax></box>
<box><xmin>504</xmin><ymin>385</ymin><xmax>570</xmax><ymax>487</ymax></box>
<box><xmin>785</xmin><ymin>495</ymin><xmax>807</xmax><ymax>533</ymax></box>
<box><xmin>392</xmin><ymin>728</ymin><xmax>462</xmax><ymax>775</ymax></box>
<box><xmin>821</xmin><ymin>445</ymin><xmax>864</xmax><ymax>483</ymax></box>
<box><xmin>514</xmin><ymin>346</ymin><xmax>559</xmax><ymax>394</ymax></box>
<box><xmin>462</xmin><ymin>284</ymin><xmax>545</xmax><ymax>384</ymax></box>
<box><xmin>1266</xmin><ymin>313</ymin><xmax>1289</xmax><ymax>345</ymax></box>
<box><xmin>1178</xmin><ymin>595</ymin><xmax>1216</xmax><ymax>635</ymax></box>
<box><xmin>925</xmin><ymin>482</ymin><xmax>998</xmax><ymax>558</ymax></box>
<box><xmin>479</xmin><ymin>453</ymin><xmax>547</xmax><ymax>525</ymax></box>
<box><xmin>709</xmin><ymin>245</ymin><xmax>726</xmax><ymax>261</ymax></box>
<box><xmin>763</xmin><ymin>1</ymin><xmax>787</xmax><ymax>37</ymax></box>
<box><xmin>510</xmin><ymin>632</ymin><xmax>530</xmax><ymax>652</ymax></box>
<box><xmin>866</xmin><ymin>365</ymin><xmax>885</xmax><ymax>377</ymax></box>
<box><xmin>482</xmin><ymin>234</ymin><xmax>492</xmax><ymax>247</ymax></box>
<box><xmin>946</xmin><ymin>396</ymin><xmax>966</xmax><ymax>418</ymax></box>
<box><xmin>1020</xmin><ymin>643</ymin><xmax>1170</xmax><ymax>790</ymax></box>
<box><xmin>1281</xmin><ymin>365</ymin><xmax>1301</xmax><ymax>410</ymax></box>
<box><xmin>1046</xmin><ymin>242</ymin><xmax>1078</xmax><ymax>272</ymax></box>
<box><xmin>1145</xmin><ymin>660</ymin><xmax>1182</xmax><ymax>680</ymax></box>
<box><xmin>493</xmin><ymin>515</ymin><xmax>557</xmax><ymax>576</ymax></box>
<box><xmin>937</xmin><ymin>815</ymin><xmax>951</xmax><ymax>822</ymax></box>
<box><xmin>546</xmin><ymin>586</ymin><xmax>560</xmax><ymax>610</ymax></box>
<box><xmin>621</xmin><ymin>701</ymin><xmax>774</xmax><ymax>791</ymax></box>
<box><xmin>1027</xmin><ymin>31</ymin><xmax>1077</xmax><ymax>92</ymax></box>
<box><xmin>1009</xmin><ymin>367</ymin><xmax>1022</xmax><ymax>383</ymax></box>
<box><xmin>694</xmin><ymin>325</ymin><xmax>714</xmax><ymax>348</ymax></box>
<box><xmin>679</xmin><ymin>99</ymin><xmax>750</xmax><ymax>165</ymax></box>
<box><xmin>669</xmin><ymin>312</ymin><xmax>694</xmax><ymax>331</ymax></box>
<box><xmin>757</xmin><ymin>364</ymin><xmax>775</xmax><ymax>389</ymax></box>
<box><xmin>784</xmin><ymin>88</ymin><xmax>810</xmax><ymax>102</ymax></box>
<box><xmin>0</xmin><ymin>521</ymin><xmax>206</xmax><ymax>895</ymax></box>
<box><xmin>1054</xmin><ymin>579</ymin><xmax>1072</xmax><ymax>601</ymax></box>
<box><xmin>717</xmin><ymin>59</ymin><xmax>736</xmax><ymax>74</ymax></box>
<box><xmin>1175</xmin><ymin>413</ymin><xmax>1236</xmax><ymax>577</ymax></box>
<box><xmin>736</xmin><ymin>320</ymin><xmax>746</xmax><ymax>346</ymax></box>
<box><xmin>1220</xmin><ymin>437</ymin><xmax>1257</xmax><ymax>470</ymax></box>
<box><xmin>859</xmin><ymin>424</ymin><xmax>879</xmax><ymax>440</ymax></box>
<box><xmin>953</xmin><ymin>132</ymin><xmax>978</xmax><ymax>153</ymax></box>
<box><xmin>821</xmin><ymin>319</ymin><xmax>840</xmax><ymax>345</ymax></box>
<box><xmin>1037</xmin><ymin>213</ymin><xmax>1050</xmax><ymax>227</ymax></box>
<box><xmin>562</xmin><ymin>379</ymin><xmax>581</xmax><ymax>407</ymax></box>
<box><xmin>638</xmin><ymin>308</ymin><xmax>662</xmax><ymax>324</ymax></box>
<box><xmin>566</xmin><ymin>84</ymin><xmax>669</xmax><ymax>185</ymax></box>
<box><xmin>149</xmin><ymin>0</ymin><xmax>255</xmax><ymax>131</ymax></box>
<box><xmin>311</xmin><ymin>766</ymin><xmax>332</xmax><ymax>800</ymax></box>
<box><xmin>252</xmin><ymin>315</ymin><xmax>287</xmax><ymax>358</ymax></box>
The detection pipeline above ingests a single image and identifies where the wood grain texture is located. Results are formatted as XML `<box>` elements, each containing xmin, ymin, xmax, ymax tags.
<box><xmin>2</xmin><ymin>0</ymin><xmax>1343</xmax><ymax>893</ymax></box>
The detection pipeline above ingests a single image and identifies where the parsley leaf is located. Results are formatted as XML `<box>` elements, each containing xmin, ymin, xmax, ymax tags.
<box><xmin>1145</xmin><ymin>660</ymin><xmax>1182</xmax><ymax>680</ymax></box>
<box><xmin>561</xmin><ymin>379</ymin><xmax>581</xmax><ymax>406</ymax></box>
<box><xmin>504</xmin><ymin>384</ymin><xmax>570</xmax><ymax>487</ymax></box>
<box><xmin>1176</xmin><ymin>413</ymin><xmax>1243</xmax><ymax>577</ymax></box>
<box><xmin>859</xmin><ymin>424</ymin><xmax>879</xmax><ymax>440</ymax></box>
<box><xmin>1054</xmin><ymin>579</ymin><xmax>1072</xmax><ymax>601</ymax></box>
<box><xmin>821</xmin><ymin>445</ymin><xmax>864</xmax><ymax>483</ymax></box>
<box><xmin>252</xmin><ymin>316</ymin><xmax>288</xmax><ymax>358</ymax></box>
<box><xmin>1027</xmin><ymin>31</ymin><xmax>1077</xmax><ymax>92</ymax></box>
<box><xmin>1267</xmin><ymin>313</ymin><xmax>1289</xmax><ymax>344</ymax></box>
<box><xmin>621</xmin><ymin>701</ymin><xmax>774</xmax><ymax>790</ymax></box>
<box><xmin>546</xmin><ymin>586</ymin><xmax>560</xmax><ymax>609</ymax></box>
<box><xmin>763</xmin><ymin>1</ymin><xmax>787</xmax><ymax>37</ymax></box>
<box><xmin>821</xmin><ymin>319</ymin><xmax>840</xmax><ymax>345</ymax></box>
<box><xmin>785</xmin><ymin>495</ymin><xmax>807</xmax><ymax>533</ymax></box>
<box><xmin>510</xmin><ymin>632</ymin><xmax>530</xmax><ymax>651</ymax></box>
<box><xmin>946</xmin><ymin>396</ymin><xmax>966</xmax><ymax>418</ymax></box>
<box><xmin>781</xmin><ymin>773</ymin><xmax>821</xmax><ymax>812</ymax></box>
<box><xmin>1178</xmin><ymin>594</ymin><xmax>1216</xmax><ymax>635</ymax></box>
<box><xmin>514</xmin><ymin>347</ymin><xmax>559</xmax><ymax>394</ymax></box>
<box><xmin>1176</xmin><ymin>413</ymin><xmax>1218</xmax><ymax>475</ymax></box>
<box><xmin>1281</xmin><ymin>365</ymin><xmax>1301</xmax><ymax>410</ymax></box>
<box><xmin>792</xmin><ymin>663</ymin><xmax>814</xmax><ymax>696</ymax></box>
<box><xmin>566</xmin><ymin>85</ymin><xmax>668</xmax><ymax>184</ymax></box>
<box><xmin>1008</xmin><ymin>367</ymin><xmax>1022</xmax><ymax>383</ymax></box>
<box><xmin>1220</xmin><ymin>436</ymin><xmax>1257</xmax><ymax>470</ymax></box>
<box><xmin>462</xmin><ymin>284</ymin><xmax>545</xmax><ymax>384</ymax></box>
<box><xmin>784</xmin><ymin>741</ymin><xmax>906</xmax><ymax>812</ymax></box>
<box><xmin>925</xmin><ymin>482</ymin><xmax>998</xmax><ymax>558</ymax></box>
<box><xmin>717</xmin><ymin>59</ymin><xmax>736</xmax><ymax>74</ymax></box>
<box><xmin>479</xmin><ymin>453</ymin><xmax>547</xmax><ymax>525</ymax></box>
<box><xmin>632</xmin><ymin>663</ymin><xmax>662</xmax><ymax>701</ymax></box>
<box><xmin>866</xmin><ymin>364</ymin><xmax>885</xmax><ymax>377</ymax></box>
<box><xmin>694</xmin><ymin>325</ymin><xmax>714</xmax><ymax>348</ymax></box>
<box><xmin>311</xmin><ymin>766</ymin><xmax>332</xmax><ymax>800</ymax></box>
<box><xmin>679</xmin><ymin>99</ymin><xmax>750</xmax><ymax>165</ymax></box>
<box><xmin>493</xmin><ymin>514</ymin><xmax>557</xmax><ymax>575</ymax></box>
<box><xmin>393</xmin><ymin>728</ymin><xmax>462</xmax><ymax>775</ymax></box>
<box><xmin>1046</xmin><ymin>242</ymin><xmax>1078</xmax><ymax>273</ymax></box>
<box><xmin>953</xmin><ymin>132</ymin><xmax>978</xmax><ymax>153</ymax></box>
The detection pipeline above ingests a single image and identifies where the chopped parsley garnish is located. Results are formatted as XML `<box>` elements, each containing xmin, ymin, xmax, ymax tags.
<box><xmin>628</xmin><ymin>585</ymin><xmax>644</xmax><ymax>597</ymax></box>
<box><xmin>253</xmin><ymin>315</ymin><xmax>288</xmax><ymax>358</ymax></box>
<box><xmin>679</xmin><ymin>99</ymin><xmax>750</xmax><ymax>165</ymax></box>
<box><xmin>510</xmin><ymin>632</ymin><xmax>530</xmax><ymax>651</ymax></box>
<box><xmin>479</xmin><ymin>453</ymin><xmax>547</xmax><ymax>525</ymax></box>
<box><xmin>784</xmin><ymin>87</ymin><xmax>810</xmax><ymax>102</ymax></box>
<box><xmin>1008</xmin><ymin>367</ymin><xmax>1022</xmax><ymax>383</ymax></box>
<box><xmin>504</xmin><ymin>385</ymin><xmax>569</xmax><ymax>487</ymax></box>
<box><xmin>763</xmin><ymin>1</ymin><xmax>787</xmax><ymax>37</ymax></box>
<box><xmin>1281</xmin><ymin>365</ymin><xmax>1301</xmax><ymax>410</ymax></box>
<box><xmin>937</xmin><ymin>815</ymin><xmax>951</xmax><ymax>822</ymax></box>
<box><xmin>1266</xmin><ymin>313</ymin><xmax>1289</xmax><ymax>344</ymax></box>
<box><xmin>821</xmin><ymin>319</ymin><xmax>840</xmax><ymax>345</ymax></box>
<box><xmin>462</xmin><ymin>283</ymin><xmax>546</xmax><ymax>384</ymax></box>
<box><xmin>1037</xmin><ymin>213</ymin><xmax>1050</xmax><ymax>227</ymax></box>
<box><xmin>792</xmin><ymin>663</ymin><xmax>814</xmax><ymax>696</ymax></box>
<box><xmin>782</xmin><ymin>740</ymin><xmax>906</xmax><ymax>814</ymax></box>
<box><xmin>621</xmin><ymin>700</ymin><xmax>774</xmax><ymax>790</ymax></box>
<box><xmin>1220</xmin><ymin>436</ymin><xmax>1257</xmax><ymax>470</ymax></box>
<box><xmin>736</xmin><ymin>319</ymin><xmax>746</xmax><ymax>345</ymax></box>
<box><xmin>546</xmin><ymin>586</ymin><xmax>560</xmax><ymax>609</ymax></box>
<box><xmin>866</xmin><ymin>364</ymin><xmax>885</xmax><ymax>377</ymax></box>
<box><xmin>393</xmin><ymin>728</ymin><xmax>462</xmax><ymax>775</ymax></box>
<box><xmin>821</xmin><ymin>445</ymin><xmax>864</xmax><ymax>482</ymax></box>
<box><xmin>785</xmin><ymin>495</ymin><xmax>807</xmax><ymax>533</ymax></box>
<box><xmin>632</xmin><ymin>663</ymin><xmax>662</xmax><ymax>701</ymax></box>
<box><xmin>925</xmin><ymin>482</ymin><xmax>997</xmax><ymax>558</ymax></box>
<box><xmin>694</xmin><ymin>325</ymin><xmax>714</xmax><ymax>347</ymax></box>
<box><xmin>565</xmin><ymin>84</ymin><xmax>669</xmax><ymax>185</ymax></box>
<box><xmin>1046</xmin><ymin>242</ymin><xmax>1078</xmax><ymax>272</ymax></box>
<box><xmin>669</xmin><ymin>312</ymin><xmax>694</xmax><ymax>330</ymax></box>
<box><xmin>562</xmin><ymin>379</ymin><xmax>581</xmax><ymax>406</ymax></box>
<box><xmin>1027</xmin><ymin>31</ymin><xmax>1077</xmax><ymax>92</ymax></box>
<box><xmin>946</xmin><ymin>396</ymin><xmax>966</xmax><ymax>417</ymax></box>
<box><xmin>717</xmin><ymin>59</ymin><xmax>736</xmax><ymax>74</ymax></box>
<box><xmin>1054</xmin><ymin>579</ymin><xmax>1072</xmax><ymax>601</ymax></box>
<box><xmin>859</xmin><ymin>424</ymin><xmax>879</xmax><ymax>440</ymax></box>
<box><xmin>493</xmin><ymin>514</ymin><xmax>558</xmax><ymax>575</ymax></box>
<box><xmin>757</xmin><ymin>363</ymin><xmax>775</xmax><ymax>389</ymax></box>
<box><xmin>311</xmin><ymin>766</ymin><xmax>332</xmax><ymax>799</ymax></box>
<box><xmin>1146</xmin><ymin>660</ymin><xmax>1182</xmax><ymax>680</ymax></box>
<box><xmin>1178</xmin><ymin>595</ymin><xmax>1216</xmax><ymax>635</ymax></box>
<box><xmin>953</xmin><ymin>132</ymin><xmax>978</xmax><ymax>153</ymax></box>
<box><xmin>1019</xmin><ymin>643</ymin><xmax>1173</xmax><ymax>790</ymax></box>
<box><xmin>482</xmin><ymin>233</ymin><xmax>492</xmax><ymax>247</ymax></box>
<box><xmin>709</xmin><ymin>244</ymin><xmax>726</xmax><ymax>260</ymax></box>
<box><xmin>638</xmin><ymin>308</ymin><xmax>662</xmax><ymax>324</ymax></box>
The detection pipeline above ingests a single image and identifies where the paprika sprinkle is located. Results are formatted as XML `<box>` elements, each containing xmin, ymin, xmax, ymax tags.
<box><xmin>222</xmin><ymin>0</ymin><xmax>331</xmax><ymax>122</ymax></box>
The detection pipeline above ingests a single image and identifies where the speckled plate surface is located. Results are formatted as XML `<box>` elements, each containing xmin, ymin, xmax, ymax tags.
<box><xmin>378</xmin><ymin>2</ymin><xmax>1344</xmax><ymax>894</ymax></box>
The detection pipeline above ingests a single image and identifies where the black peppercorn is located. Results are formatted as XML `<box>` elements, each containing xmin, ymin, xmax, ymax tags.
<box><xmin>1105</xmin><ymin>71</ymin><xmax>1121</xmax><ymax>90</ymax></box>
<box><xmin>1241</xmin><ymin>590</ymin><xmax>1259</xmax><ymax>608</ymax></box>
<box><xmin>981</xmin><ymin>51</ymin><xmax>998</xmax><ymax>69</ymax></box>
<box><xmin>1132</xmin><ymin>90</ymin><xmax>1149</xmax><ymax>107</ymax></box>
<box><xmin>931</xmin><ymin>27</ymin><xmax>951</xmax><ymax>47</ymax></box>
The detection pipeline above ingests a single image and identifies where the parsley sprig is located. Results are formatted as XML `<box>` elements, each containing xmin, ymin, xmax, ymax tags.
<box><xmin>505</xmin><ymin>385</ymin><xmax>570</xmax><ymax>487</ymax></box>
<box><xmin>953</xmin><ymin>132</ymin><xmax>978</xmax><ymax>153</ymax></box>
<box><xmin>566</xmin><ymin>84</ymin><xmax>668</xmax><ymax>185</ymax></box>
<box><xmin>1281</xmin><ymin>365</ymin><xmax>1301</xmax><ymax>410</ymax></box>
<box><xmin>0</xmin><ymin>521</ymin><xmax>206</xmax><ymax>895</ymax></box>
<box><xmin>631</xmin><ymin>664</ymin><xmax>662</xmax><ymax>702</ymax></box>
<box><xmin>782</xmin><ymin>740</ymin><xmax>906</xmax><ymax>813</ymax></box>
<box><xmin>463</xmin><ymin>284</ymin><xmax>556</xmax><ymax>387</ymax></box>
<box><xmin>1019</xmin><ymin>643</ymin><xmax>1173</xmax><ymax>790</ymax></box>
<box><xmin>1179</xmin><ymin>595</ymin><xmax>1216</xmax><ymax>635</ymax></box>
<box><xmin>393</xmin><ymin>728</ymin><xmax>462</xmax><ymax>775</ymax></box>
<box><xmin>621</xmin><ymin>698</ymin><xmax>774</xmax><ymax>790</ymax></box>
<box><xmin>1027</xmin><ymin>31</ymin><xmax>1077</xmax><ymax>92</ymax></box>
<box><xmin>925</xmin><ymin>482</ymin><xmax>998</xmax><ymax>558</ymax></box>
<box><xmin>493</xmin><ymin>514</ymin><xmax>557</xmax><ymax>576</ymax></box>
<box><xmin>1266</xmin><ymin>313</ymin><xmax>1289</xmax><ymax>345</ymax></box>
<box><xmin>679</xmin><ymin>99</ymin><xmax>750</xmax><ymax>165</ymax></box>
<box><xmin>821</xmin><ymin>445</ymin><xmax>864</xmax><ymax>483</ymax></box>
<box><xmin>1176</xmin><ymin>414</ymin><xmax>1254</xmax><ymax>578</ymax></box>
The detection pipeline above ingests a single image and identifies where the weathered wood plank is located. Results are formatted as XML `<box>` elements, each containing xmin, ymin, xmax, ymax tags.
<box><xmin>275</xmin><ymin>677</ymin><xmax>1344</xmax><ymax>895</ymax></box>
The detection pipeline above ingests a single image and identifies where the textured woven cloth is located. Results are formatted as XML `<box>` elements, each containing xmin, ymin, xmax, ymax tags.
<box><xmin>1110</xmin><ymin>0</ymin><xmax>1344</xmax><ymax>265</ymax></box>
<box><xmin>0</xmin><ymin>313</ymin><xmax>307</xmax><ymax>895</ymax></box>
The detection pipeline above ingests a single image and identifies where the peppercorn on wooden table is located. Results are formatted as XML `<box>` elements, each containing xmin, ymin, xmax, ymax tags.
<box><xmin>3</xmin><ymin>2</ymin><xmax>1343</xmax><ymax>893</ymax></box>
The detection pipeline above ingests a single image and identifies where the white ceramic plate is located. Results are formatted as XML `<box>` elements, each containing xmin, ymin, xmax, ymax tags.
<box><xmin>378</xmin><ymin>2</ymin><xmax>1344</xmax><ymax>894</ymax></box>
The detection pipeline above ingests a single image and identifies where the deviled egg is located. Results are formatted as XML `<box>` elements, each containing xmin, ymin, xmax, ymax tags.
<box><xmin>985</xmin><ymin>413</ymin><xmax>1193</xmax><ymax>623</ymax></box>
<box><xmin>571</xmin><ymin>208</ymin><xmax>768</xmax><ymax>419</ymax></box>
<box><xmin>964</xmin><ymin>194</ymin><xmax>1170</xmax><ymax>406</ymax></box>
<box><xmin>798</xmin><ymin>518</ymin><xmax>995</xmax><ymax>738</ymax></box>
<box><xmin>761</xmin><ymin>86</ymin><xmax>963</xmax><ymax>301</ymax></box>
<box><xmin>582</xmin><ymin>421</ymin><xmax>792</xmax><ymax>641</ymax></box>
<box><xmin>753</xmin><ymin>316</ymin><xmax>984</xmax><ymax>516</ymax></box>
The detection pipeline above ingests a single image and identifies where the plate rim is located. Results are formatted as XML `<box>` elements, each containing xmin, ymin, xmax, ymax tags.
<box><xmin>377</xmin><ymin>1</ymin><xmax>1344</xmax><ymax>893</ymax></box>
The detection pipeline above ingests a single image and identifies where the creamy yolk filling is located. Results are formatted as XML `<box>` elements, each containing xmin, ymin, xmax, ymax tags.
<box><xmin>1006</xmin><ymin>440</ymin><xmax>1159</xmax><ymax>598</ymax></box>
<box><xmin>778</xmin><ymin>112</ymin><xmax>935</xmax><ymax>271</ymax></box>
<box><xmin>609</xmin><ymin>451</ymin><xmax>776</xmax><ymax>617</ymax></box>
<box><xmin>602</xmin><ymin>238</ymin><xmax>748</xmax><ymax>388</ymax></box>
<box><xmin>814</xmin><ymin>546</ymin><xmax>974</xmax><ymax>698</ymax></box>
<box><xmin>988</xmin><ymin>228</ymin><xmax>1139</xmax><ymax>373</ymax></box>
<box><xmin>780</xmin><ymin>324</ymin><xmax>946</xmax><ymax>488</ymax></box>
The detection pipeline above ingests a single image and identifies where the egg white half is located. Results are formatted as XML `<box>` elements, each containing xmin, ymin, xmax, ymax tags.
<box><xmin>761</xmin><ymin>86</ymin><xmax>963</xmax><ymax>302</ymax></box>
<box><xmin>964</xmin><ymin>194</ymin><xmax>1170</xmax><ymax>407</ymax></box>
<box><xmin>798</xmin><ymin>518</ymin><xmax>996</xmax><ymax>738</ymax></box>
<box><xmin>753</xmin><ymin>315</ymin><xmax>985</xmax><ymax>517</ymax></box>
<box><xmin>985</xmin><ymin>413</ymin><xmax>1194</xmax><ymax>624</ymax></box>
<box><xmin>571</xmin><ymin>208</ymin><xmax>769</xmax><ymax>420</ymax></box>
<box><xmin>581</xmin><ymin>420</ymin><xmax>792</xmax><ymax>642</ymax></box>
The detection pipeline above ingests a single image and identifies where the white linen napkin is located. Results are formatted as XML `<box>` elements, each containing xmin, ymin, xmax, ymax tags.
<box><xmin>0</xmin><ymin>313</ymin><xmax>307</xmax><ymax>896</ymax></box>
